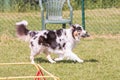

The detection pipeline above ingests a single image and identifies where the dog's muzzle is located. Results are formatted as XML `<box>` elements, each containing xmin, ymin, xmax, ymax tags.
<box><xmin>81</xmin><ymin>32</ymin><xmax>90</xmax><ymax>38</ymax></box>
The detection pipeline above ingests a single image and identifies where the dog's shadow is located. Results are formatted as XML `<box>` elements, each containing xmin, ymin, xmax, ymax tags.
<box><xmin>35</xmin><ymin>58</ymin><xmax>74</xmax><ymax>63</ymax></box>
<box><xmin>35</xmin><ymin>58</ymin><xmax>99</xmax><ymax>63</ymax></box>
<box><xmin>59</xmin><ymin>59</ymin><xmax>99</xmax><ymax>63</ymax></box>
<box><xmin>84</xmin><ymin>59</ymin><xmax>99</xmax><ymax>63</ymax></box>
<box><xmin>35</xmin><ymin>58</ymin><xmax>49</xmax><ymax>63</ymax></box>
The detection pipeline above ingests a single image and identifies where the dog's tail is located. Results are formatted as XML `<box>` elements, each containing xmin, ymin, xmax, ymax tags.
<box><xmin>16</xmin><ymin>20</ymin><xmax>31</xmax><ymax>41</ymax></box>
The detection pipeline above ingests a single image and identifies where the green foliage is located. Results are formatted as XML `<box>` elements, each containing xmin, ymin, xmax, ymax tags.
<box><xmin>0</xmin><ymin>0</ymin><xmax>4</xmax><ymax>11</ymax></box>
<box><xmin>0</xmin><ymin>0</ymin><xmax>40</xmax><ymax>12</ymax></box>
<box><xmin>71</xmin><ymin>0</ymin><xmax>120</xmax><ymax>10</ymax></box>
<box><xmin>0</xmin><ymin>0</ymin><xmax>120</xmax><ymax>12</ymax></box>
<box><xmin>84</xmin><ymin>0</ymin><xmax>120</xmax><ymax>9</ymax></box>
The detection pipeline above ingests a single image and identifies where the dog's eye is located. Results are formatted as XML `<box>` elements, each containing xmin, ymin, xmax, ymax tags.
<box><xmin>76</xmin><ymin>27</ymin><xmax>82</xmax><ymax>30</ymax></box>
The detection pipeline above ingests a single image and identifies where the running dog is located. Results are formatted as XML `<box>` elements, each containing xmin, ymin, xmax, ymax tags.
<box><xmin>16</xmin><ymin>20</ymin><xmax>89</xmax><ymax>63</ymax></box>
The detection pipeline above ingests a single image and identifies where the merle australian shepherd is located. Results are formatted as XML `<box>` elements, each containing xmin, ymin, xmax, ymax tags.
<box><xmin>16</xmin><ymin>20</ymin><xmax>89</xmax><ymax>63</ymax></box>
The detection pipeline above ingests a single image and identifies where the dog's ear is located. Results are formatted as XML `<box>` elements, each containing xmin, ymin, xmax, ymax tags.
<box><xmin>71</xmin><ymin>24</ymin><xmax>76</xmax><ymax>30</ymax></box>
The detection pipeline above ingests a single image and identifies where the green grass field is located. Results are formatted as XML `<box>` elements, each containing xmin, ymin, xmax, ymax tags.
<box><xmin>0</xmin><ymin>35</ymin><xmax>120</xmax><ymax>80</ymax></box>
<box><xmin>0</xmin><ymin>8</ymin><xmax>120</xmax><ymax>80</ymax></box>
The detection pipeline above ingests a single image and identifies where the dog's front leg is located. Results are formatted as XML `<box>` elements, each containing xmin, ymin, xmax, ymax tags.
<box><xmin>65</xmin><ymin>50</ymin><xmax>84</xmax><ymax>63</ymax></box>
<box><xmin>46</xmin><ymin>54</ymin><xmax>56</xmax><ymax>63</ymax></box>
<box><xmin>44</xmin><ymin>50</ymin><xmax>56</xmax><ymax>63</ymax></box>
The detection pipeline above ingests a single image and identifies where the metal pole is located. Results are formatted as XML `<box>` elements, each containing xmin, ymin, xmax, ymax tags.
<box><xmin>81</xmin><ymin>0</ymin><xmax>85</xmax><ymax>30</ymax></box>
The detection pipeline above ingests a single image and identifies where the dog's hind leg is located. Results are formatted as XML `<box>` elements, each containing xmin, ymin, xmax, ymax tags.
<box><xmin>30</xmin><ymin>50</ymin><xmax>36</xmax><ymax>64</ymax></box>
<box><xmin>30</xmin><ymin>49</ymin><xmax>40</xmax><ymax>64</ymax></box>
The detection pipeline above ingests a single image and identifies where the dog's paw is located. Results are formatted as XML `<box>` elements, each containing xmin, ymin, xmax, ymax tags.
<box><xmin>78</xmin><ymin>59</ymin><xmax>84</xmax><ymax>63</ymax></box>
<box><xmin>50</xmin><ymin>61</ymin><xmax>56</xmax><ymax>64</ymax></box>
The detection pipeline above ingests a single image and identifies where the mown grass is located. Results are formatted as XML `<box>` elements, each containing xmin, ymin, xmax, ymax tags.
<box><xmin>0</xmin><ymin>34</ymin><xmax>120</xmax><ymax>80</ymax></box>
<box><xmin>0</xmin><ymin>8</ymin><xmax>120</xmax><ymax>80</ymax></box>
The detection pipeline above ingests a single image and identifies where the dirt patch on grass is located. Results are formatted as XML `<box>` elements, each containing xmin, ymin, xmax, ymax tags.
<box><xmin>87</xmin><ymin>34</ymin><xmax>120</xmax><ymax>40</ymax></box>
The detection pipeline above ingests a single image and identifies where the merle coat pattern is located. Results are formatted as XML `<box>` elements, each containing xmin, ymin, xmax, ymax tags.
<box><xmin>16</xmin><ymin>20</ymin><xmax>89</xmax><ymax>63</ymax></box>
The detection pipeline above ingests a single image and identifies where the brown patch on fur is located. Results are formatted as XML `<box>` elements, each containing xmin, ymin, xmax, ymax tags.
<box><xmin>73</xmin><ymin>31</ymin><xmax>79</xmax><ymax>38</ymax></box>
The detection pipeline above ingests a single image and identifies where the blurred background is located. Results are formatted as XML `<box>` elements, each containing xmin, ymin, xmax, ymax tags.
<box><xmin>0</xmin><ymin>0</ymin><xmax>120</xmax><ymax>36</ymax></box>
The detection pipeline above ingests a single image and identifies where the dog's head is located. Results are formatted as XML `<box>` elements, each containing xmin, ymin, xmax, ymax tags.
<box><xmin>71</xmin><ymin>24</ymin><xmax>90</xmax><ymax>41</ymax></box>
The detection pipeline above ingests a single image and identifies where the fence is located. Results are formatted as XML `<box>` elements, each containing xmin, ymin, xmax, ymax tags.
<box><xmin>0</xmin><ymin>0</ymin><xmax>120</xmax><ymax>36</ymax></box>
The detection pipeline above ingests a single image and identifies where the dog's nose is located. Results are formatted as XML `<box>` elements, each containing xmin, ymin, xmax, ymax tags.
<box><xmin>85</xmin><ymin>32</ymin><xmax>90</xmax><ymax>37</ymax></box>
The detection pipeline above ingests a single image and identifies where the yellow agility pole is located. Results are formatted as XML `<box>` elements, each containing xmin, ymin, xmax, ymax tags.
<box><xmin>0</xmin><ymin>62</ymin><xmax>60</xmax><ymax>80</ymax></box>
<box><xmin>0</xmin><ymin>76</ymin><xmax>55</xmax><ymax>80</ymax></box>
